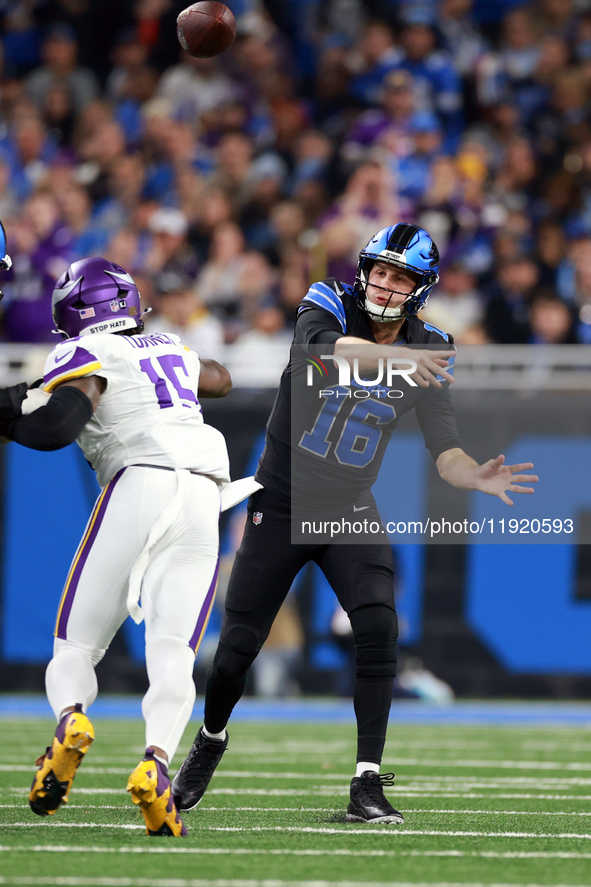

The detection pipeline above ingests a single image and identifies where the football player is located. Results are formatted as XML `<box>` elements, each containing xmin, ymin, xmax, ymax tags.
<box><xmin>0</xmin><ymin>220</ymin><xmax>12</xmax><ymax>277</ymax></box>
<box><xmin>0</xmin><ymin>221</ymin><xmax>33</xmax><ymax>431</ymax></box>
<box><xmin>4</xmin><ymin>257</ymin><xmax>234</xmax><ymax>837</ymax></box>
<box><xmin>171</xmin><ymin>224</ymin><xmax>538</xmax><ymax>824</ymax></box>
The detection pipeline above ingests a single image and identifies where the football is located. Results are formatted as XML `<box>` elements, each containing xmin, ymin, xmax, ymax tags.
<box><xmin>176</xmin><ymin>2</ymin><xmax>237</xmax><ymax>58</ymax></box>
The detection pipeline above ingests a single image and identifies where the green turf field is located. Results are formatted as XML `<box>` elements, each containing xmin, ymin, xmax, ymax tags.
<box><xmin>1</xmin><ymin>715</ymin><xmax>591</xmax><ymax>887</ymax></box>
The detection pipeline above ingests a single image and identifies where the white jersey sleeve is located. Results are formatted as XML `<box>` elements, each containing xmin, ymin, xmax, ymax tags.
<box><xmin>43</xmin><ymin>332</ymin><xmax>230</xmax><ymax>489</ymax></box>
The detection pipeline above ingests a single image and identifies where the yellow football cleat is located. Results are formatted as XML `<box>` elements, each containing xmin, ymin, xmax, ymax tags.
<box><xmin>29</xmin><ymin>704</ymin><xmax>94</xmax><ymax>816</ymax></box>
<box><xmin>127</xmin><ymin>751</ymin><xmax>187</xmax><ymax>837</ymax></box>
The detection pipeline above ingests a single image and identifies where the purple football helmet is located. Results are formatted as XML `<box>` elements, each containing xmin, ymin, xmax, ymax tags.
<box><xmin>52</xmin><ymin>257</ymin><xmax>144</xmax><ymax>339</ymax></box>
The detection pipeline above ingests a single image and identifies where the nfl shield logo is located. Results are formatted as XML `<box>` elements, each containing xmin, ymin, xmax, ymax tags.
<box><xmin>253</xmin><ymin>512</ymin><xmax>263</xmax><ymax>525</ymax></box>
<box><xmin>110</xmin><ymin>300</ymin><xmax>120</xmax><ymax>313</ymax></box>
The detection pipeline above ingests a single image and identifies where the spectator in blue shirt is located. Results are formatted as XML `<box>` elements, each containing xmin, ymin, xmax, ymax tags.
<box><xmin>348</xmin><ymin>20</ymin><xmax>402</xmax><ymax>107</ymax></box>
<box><xmin>392</xmin><ymin>5</ymin><xmax>463</xmax><ymax>152</ymax></box>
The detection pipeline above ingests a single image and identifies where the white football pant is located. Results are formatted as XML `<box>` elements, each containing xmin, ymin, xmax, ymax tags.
<box><xmin>45</xmin><ymin>466</ymin><xmax>220</xmax><ymax>761</ymax></box>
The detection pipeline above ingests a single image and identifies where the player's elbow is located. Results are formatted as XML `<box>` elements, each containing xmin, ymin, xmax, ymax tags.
<box><xmin>215</xmin><ymin>365</ymin><xmax>232</xmax><ymax>397</ymax></box>
<box><xmin>33</xmin><ymin>431</ymin><xmax>77</xmax><ymax>451</ymax></box>
<box><xmin>8</xmin><ymin>418</ymin><xmax>82</xmax><ymax>451</ymax></box>
<box><xmin>7</xmin><ymin>387</ymin><xmax>94</xmax><ymax>451</ymax></box>
<box><xmin>198</xmin><ymin>360</ymin><xmax>232</xmax><ymax>398</ymax></box>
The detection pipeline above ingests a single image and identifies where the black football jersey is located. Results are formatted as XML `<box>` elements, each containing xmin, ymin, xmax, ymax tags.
<box><xmin>256</xmin><ymin>278</ymin><xmax>461</xmax><ymax>505</ymax></box>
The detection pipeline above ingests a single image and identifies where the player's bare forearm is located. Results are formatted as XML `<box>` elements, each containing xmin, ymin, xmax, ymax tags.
<box><xmin>334</xmin><ymin>337</ymin><xmax>455</xmax><ymax>388</ymax></box>
<box><xmin>436</xmin><ymin>447</ymin><xmax>480</xmax><ymax>489</ymax></box>
<box><xmin>437</xmin><ymin>448</ymin><xmax>538</xmax><ymax>506</ymax></box>
<box><xmin>198</xmin><ymin>359</ymin><xmax>232</xmax><ymax>398</ymax></box>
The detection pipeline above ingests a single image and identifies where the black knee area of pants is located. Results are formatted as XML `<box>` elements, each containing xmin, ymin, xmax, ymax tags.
<box><xmin>214</xmin><ymin>622</ymin><xmax>262</xmax><ymax>681</ymax></box>
<box><xmin>349</xmin><ymin>603</ymin><xmax>398</xmax><ymax>681</ymax></box>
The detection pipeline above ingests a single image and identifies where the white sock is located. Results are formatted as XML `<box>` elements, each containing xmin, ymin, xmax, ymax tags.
<box><xmin>143</xmin><ymin>637</ymin><xmax>196</xmax><ymax>761</ymax></box>
<box><xmin>46</xmin><ymin>641</ymin><xmax>99</xmax><ymax>721</ymax></box>
<box><xmin>150</xmin><ymin>751</ymin><xmax>169</xmax><ymax>770</ymax></box>
<box><xmin>203</xmin><ymin>726</ymin><xmax>227</xmax><ymax>741</ymax></box>
<box><xmin>356</xmin><ymin>761</ymin><xmax>379</xmax><ymax>777</ymax></box>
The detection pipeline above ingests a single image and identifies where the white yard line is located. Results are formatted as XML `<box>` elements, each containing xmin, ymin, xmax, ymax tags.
<box><xmin>205</xmin><ymin>826</ymin><xmax>591</xmax><ymax>838</ymax></box>
<box><xmin>1</xmin><ymin>878</ymin><xmax>591</xmax><ymax>887</ymax></box>
<box><xmin>6</xmin><ymin>760</ymin><xmax>591</xmax><ymax>775</ymax></box>
<box><xmin>4</xmin><ymin>822</ymin><xmax>591</xmax><ymax>839</ymax></box>
<box><xmin>7</xmin><ymin>787</ymin><xmax>591</xmax><ymax>801</ymax></box>
<box><xmin>1</xmin><ymin>846</ymin><xmax>591</xmax><ymax>862</ymax></box>
<box><xmin>4</xmin><ymin>804</ymin><xmax>591</xmax><ymax>817</ymax></box>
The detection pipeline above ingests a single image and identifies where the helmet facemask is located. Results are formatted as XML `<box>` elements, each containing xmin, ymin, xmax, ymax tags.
<box><xmin>355</xmin><ymin>255</ymin><xmax>438</xmax><ymax>323</ymax></box>
<box><xmin>0</xmin><ymin>220</ymin><xmax>11</xmax><ymax>303</ymax></box>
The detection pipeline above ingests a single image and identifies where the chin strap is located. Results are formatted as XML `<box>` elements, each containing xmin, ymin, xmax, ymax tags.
<box><xmin>363</xmin><ymin>298</ymin><xmax>405</xmax><ymax>322</ymax></box>
<box><xmin>135</xmin><ymin>306</ymin><xmax>152</xmax><ymax>334</ymax></box>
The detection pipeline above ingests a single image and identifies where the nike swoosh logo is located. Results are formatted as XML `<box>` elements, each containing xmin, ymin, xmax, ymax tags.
<box><xmin>334</xmin><ymin>282</ymin><xmax>344</xmax><ymax>296</ymax></box>
<box><xmin>353</xmin><ymin>505</ymin><xmax>370</xmax><ymax>512</ymax></box>
<box><xmin>54</xmin><ymin>348</ymin><xmax>74</xmax><ymax>365</ymax></box>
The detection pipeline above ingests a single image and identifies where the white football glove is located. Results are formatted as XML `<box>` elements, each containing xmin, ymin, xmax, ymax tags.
<box><xmin>21</xmin><ymin>388</ymin><xmax>51</xmax><ymax>414</ymax></box>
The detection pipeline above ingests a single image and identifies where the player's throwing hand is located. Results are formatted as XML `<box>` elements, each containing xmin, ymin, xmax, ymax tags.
<box><xmin>408</xmin><ymin>349</ymin><xmax>455</xmax><ymax>388</ymax></box>
<box><xmin>472</xmin><ymin>454</ymin><xmax>538</xmax><ymax>506</ymax></box>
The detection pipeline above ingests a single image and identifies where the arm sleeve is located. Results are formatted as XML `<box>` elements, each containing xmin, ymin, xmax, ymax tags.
<box><xmin>7</xmin><ymin>386</ymin><xmax>94</xmax><ymax>451</ymax></box>
<box><xmin>414</xmin><ymin>385</ymin><xmax>462</xmax><ymax>461</ymax></box>
<box><xmin>295</xmin><ymin>306</ymin><xmax>343</xmax><ymax>347</ymax></box>
<box><xmin>0</xmin><ymin>383</ymin><xmax>28</xmax><ymax>424</ymax></box>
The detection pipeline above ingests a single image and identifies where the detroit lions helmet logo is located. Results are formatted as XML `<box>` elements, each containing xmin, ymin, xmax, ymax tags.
<box><xmin>428</xmin><ymin>240</ymin><xmax>440</xmax><ymax>268</ymax></box>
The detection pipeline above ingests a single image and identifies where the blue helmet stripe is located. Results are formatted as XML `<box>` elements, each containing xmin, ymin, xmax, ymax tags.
<box><xmin>301</xmin><ymin>283</ymin><xmax>347</xmax><ymax>332</ymax></box>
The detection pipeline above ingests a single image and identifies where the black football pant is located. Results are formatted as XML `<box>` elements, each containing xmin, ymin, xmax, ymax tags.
<box><xmin>204</xmin><ymin>489</ymin><xmax>398</xmax><ymax>764</ymax></box>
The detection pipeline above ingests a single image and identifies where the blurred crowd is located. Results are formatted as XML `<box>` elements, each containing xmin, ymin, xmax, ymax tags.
<box><xmin>1</xmin><ymin>0</ymin><xmax>591</xmax><ymax>356</ymax></box>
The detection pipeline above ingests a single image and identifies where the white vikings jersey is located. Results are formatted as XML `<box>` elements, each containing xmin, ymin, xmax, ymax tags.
<box><xmin>43</xmin><ymin>332</ymin><xmax>230</xmax><ymax>488</ymax></box>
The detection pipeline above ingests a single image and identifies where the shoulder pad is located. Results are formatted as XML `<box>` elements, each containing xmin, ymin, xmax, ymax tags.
<box><xmin>43</xmin><ymin>340</ymin><xmax>102</xmax><ymax>393</ymax></box>
<box><xmin>299</xmin><ymin>279</ymin><xmax>348</xmax><ymax>333</ymax></box>
<box><xmin>421</xmin><ymin>319</ymin><xmax>454</xmax><ymax>345</ymax></box>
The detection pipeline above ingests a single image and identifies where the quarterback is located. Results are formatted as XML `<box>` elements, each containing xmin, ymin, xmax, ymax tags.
<box><xmin>171</xmin><ymin>224</ymin><xmax>538</xmax><ymax>825</ymax></box>
<box><xmin>4</xmin><ymin>257</ymin><xmax>233</xmax><ymax>837</ymax></box>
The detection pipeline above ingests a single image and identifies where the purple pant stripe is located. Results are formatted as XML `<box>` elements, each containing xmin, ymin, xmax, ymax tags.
<box><xmin>55</xmin><ymin>468</ymin><xmax>126</xmax><ymax>640</ymax></box>
<box><xmin>189</xmin><ymin>555</ymin><xmax>220</xmax><ymax>650</ymax></box>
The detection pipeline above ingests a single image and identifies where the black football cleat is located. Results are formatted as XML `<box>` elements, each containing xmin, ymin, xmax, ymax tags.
<box><xmin>171</xmin><ymin>726</ymin><xmax>228</xmax><ymax>811</ymax></box>
<box><xmin>346</xmin><ymin>771</ymin><xmax>404</xmax><ymax>824</ymax></box>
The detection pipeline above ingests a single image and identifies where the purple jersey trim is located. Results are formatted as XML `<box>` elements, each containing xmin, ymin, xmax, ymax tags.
<box><xmin>189</xmin><ymin>556</ymin><xmax>220</xmax><ymax>651</ymax></box>
<box><xmin>54</xmin><ymin>468</ymin><xmax>126</xmax><ymax>640</ymax></box>
<box><xmin>44</xmin><ymin>345</ymin><xmax>102</xmax><ymax>390</ymax></box>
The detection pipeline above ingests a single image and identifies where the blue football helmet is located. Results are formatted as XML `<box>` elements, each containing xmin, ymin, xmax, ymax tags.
<box><xmin>0</xmin><ymin>220</ymin><xmax>12</xmax><ymax>302</ymax></box>
<box><xmin>0</xmin><ymin>220</ymin><xmax>11</xmax><ymax>271</ymax></box>
<box><xmin>354</xmin><ymin>223</ymin><xmax>440</xmax><ymax>322</ymax></box>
